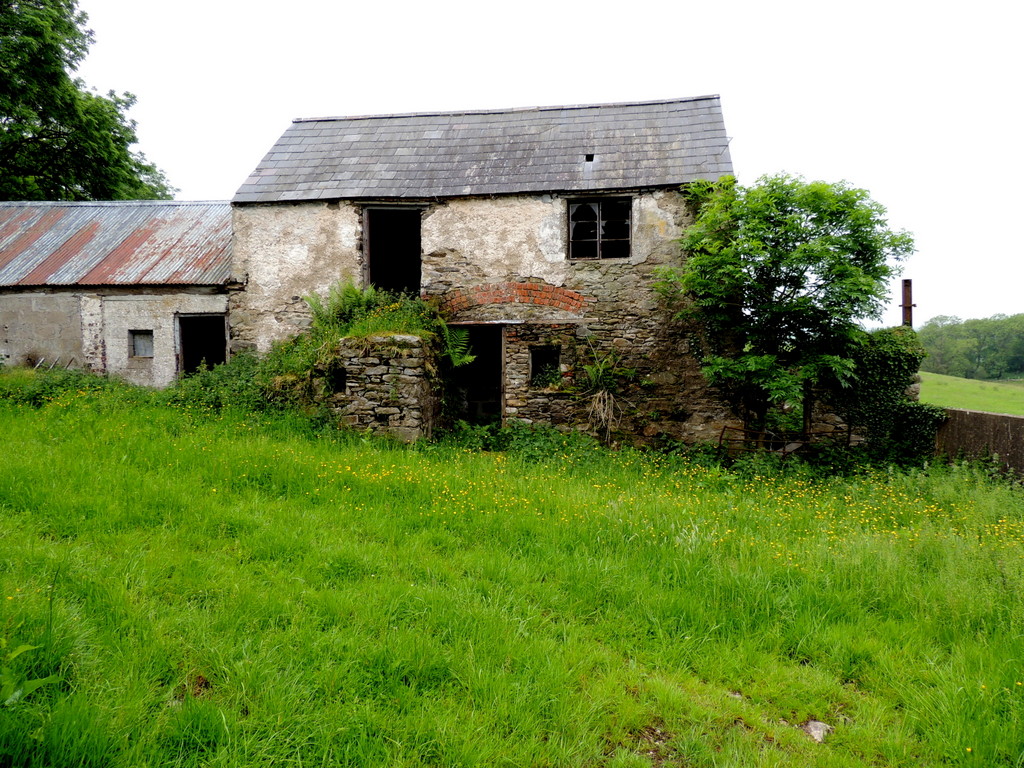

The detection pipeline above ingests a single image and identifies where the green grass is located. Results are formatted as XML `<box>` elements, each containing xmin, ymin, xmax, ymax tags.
<box><xmin>919</xmin><ymin>371</ymin><xmax>1024</xmax><ymax>415</ymax></box>
<box><xmin>2</xmin><ymin>382</ymin><xmax>1024</xmax><ymax>765</ymax></box>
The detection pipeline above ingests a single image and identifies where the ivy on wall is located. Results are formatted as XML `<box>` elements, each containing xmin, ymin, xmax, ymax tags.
<box><xmin>831</xmin><ymin>326</ymin><xmax>946</xmax><ymax>465</ymax></box>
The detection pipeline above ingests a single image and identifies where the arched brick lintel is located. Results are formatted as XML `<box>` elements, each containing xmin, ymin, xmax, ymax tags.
<box><xmin>438</xmin><ymin>282</ymin><xmax>587</xmax><ymax>315</ymax></box>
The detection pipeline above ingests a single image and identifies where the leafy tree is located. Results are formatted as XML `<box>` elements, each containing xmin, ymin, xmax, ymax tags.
<box><xmin>657</xmin><ymin>173</ymin><xmax>915</xmax><ymax>433</ymax></box>
<box><xmin>0</xmin><ymin>0</ymin><xmax>173</xmax><ymax>200</ymax></box>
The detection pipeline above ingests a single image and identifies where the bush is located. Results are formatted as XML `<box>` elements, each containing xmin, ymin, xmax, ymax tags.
<box><xmin>305</xmin><ymin>281</ymin><xmax>473</xmax><ymax>368</ymax></box>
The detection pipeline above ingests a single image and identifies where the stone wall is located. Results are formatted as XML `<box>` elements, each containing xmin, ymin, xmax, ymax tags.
<box><xmin>0</xmin><ymin>291</ymin><xmax>83</xmax><ymax>367</ymax></box>
<box><xmin>323</xmin><ymin>334</ymin><xmax>439</xmax><ymax>443</ymax></box>
<box><xmin>231</xmin><ymin>189</ymin><xmax>739</xmax><ymax>443</ymax></box>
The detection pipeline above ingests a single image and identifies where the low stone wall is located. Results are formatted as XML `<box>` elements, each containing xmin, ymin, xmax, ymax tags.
<box><xmin>324</xmin><ymin>334</ymin><xmax>440</xmax><ymax>443</ymax></box>
<box><xmin>935</xmin><ymin>408</ymin><xmax>1024</xmax><ymax>475</ymax></box>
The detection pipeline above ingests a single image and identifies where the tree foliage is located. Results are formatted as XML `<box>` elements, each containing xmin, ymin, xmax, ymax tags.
<box><xmin>657</xmin><ymin>173</ymin><xmax>915</xmax><ymax>430</ymax></box>
<box><xmin>917</xmin><ymin>314</ymin><xmax>1024</xmax><ymax>380</ymax></box>
<box><xmin>0</xmin><ymin>0</ymin><xmax>173</xmax><ymax>200</ymax></box>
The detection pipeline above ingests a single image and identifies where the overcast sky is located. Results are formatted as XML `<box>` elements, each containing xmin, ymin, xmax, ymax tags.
<box><xmin>73</xmin><ymin>0</ymin><xmax>1022</xmax><ymax>328</ymax></box>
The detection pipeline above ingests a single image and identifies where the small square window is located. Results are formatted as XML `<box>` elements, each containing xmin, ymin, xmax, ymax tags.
<box><xmin>130</xmin><ymin>330</ymin><xmax>153</xmax><ymax>358</ymax></box>
<box><xmin>530</xmin><ymin>346</ymin><xmax>561</xmax><ymax>388</ymax></box>
<box><xmin>568</xmin><ymin>198</ymin><xmax>631</xmax><ymax>260</ymax></box>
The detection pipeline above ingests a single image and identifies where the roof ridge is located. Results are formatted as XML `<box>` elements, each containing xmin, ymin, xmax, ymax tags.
<box><xmin>293</xmin><ymin>94</ymin><xmax>722</xmax><ymax>124</ymax></box>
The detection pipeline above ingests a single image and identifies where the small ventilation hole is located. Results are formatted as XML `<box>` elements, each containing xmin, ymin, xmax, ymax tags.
<box><xmin>585</xmin><ymin>153</ymin><xmax>595</xmax><ymax>162</ymax></box>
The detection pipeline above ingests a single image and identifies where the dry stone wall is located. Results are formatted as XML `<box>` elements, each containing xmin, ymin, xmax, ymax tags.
<box><xmin>323</xmin><ymin>334</ymin><xmax>440</xmax><ymax>443</ymax></box>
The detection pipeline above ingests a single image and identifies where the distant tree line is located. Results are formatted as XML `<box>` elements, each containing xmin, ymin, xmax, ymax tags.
<box><xmin>917</xmin><ymin>314</ymin><xmax>1024</xmax><ymax>380</ymax></box>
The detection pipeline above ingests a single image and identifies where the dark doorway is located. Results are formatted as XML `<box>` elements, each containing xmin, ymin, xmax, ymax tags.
<box><xmin>178</xmin><ymin>314</ymin><xmax>227</xmax><ymax>375</ymax></box>
<box><xmin>365</xmin><ymin>208</ymin><xmax>421</xmax><ymax>295</ymax></box>
<box><xmin>450</xmin><ymin>325</ymin><xmax>503</xmax><ymax>424</ymax></box>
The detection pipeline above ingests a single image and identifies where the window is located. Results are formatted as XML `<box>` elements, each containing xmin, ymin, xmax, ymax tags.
<box><xmin>129</xmin><ymin>330</ymin><xmax>153</xmax><ymax>358</ymax></box>
<box><xmin>568</xmin><ymin>198</ymin><xmax>631</xmax><ymax>259</ymax></box>
<box><xmin>530</xmin><ymin>346</ymin><xmax>561</xmax><ymax>388</ymax></box>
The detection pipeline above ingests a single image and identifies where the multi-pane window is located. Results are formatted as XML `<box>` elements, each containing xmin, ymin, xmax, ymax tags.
<box><xmin>568</xmin><ymin>198</ymin><xmax>631</xmax><ymax>260</ymax></box>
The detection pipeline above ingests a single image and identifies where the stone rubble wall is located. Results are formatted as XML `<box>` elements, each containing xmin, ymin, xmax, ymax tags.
<box><xmin>323</xmin><ymin>334</ymin><xmax>440</xmax><ymax>443</ymax></box>
<box><xmin>231</xmin><ymin>190</ymin><xmax>741</xmax><ymax>444</ymax></box>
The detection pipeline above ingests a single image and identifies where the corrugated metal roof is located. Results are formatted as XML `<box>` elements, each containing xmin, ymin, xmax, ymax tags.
<box><xmin>234</xmin><ymin>96</ymin><xmax>733</xmax><ymax>204</ymax></box>
<box><xmin>0</xmin><ymin>201</ymin><xmax>231</xmax><ymax>287</ymax></box>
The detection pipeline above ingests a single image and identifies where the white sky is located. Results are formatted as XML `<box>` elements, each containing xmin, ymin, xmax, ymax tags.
<box><xmin>73</xmin><ymin>0</ymin><xmax>1023</xmax><ymax>328</ymax></box>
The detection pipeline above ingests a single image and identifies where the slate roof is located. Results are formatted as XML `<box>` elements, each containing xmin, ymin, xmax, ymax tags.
<box><xmin>234</xmin><ymin>96</ymin><xmax>733</xmax><ymax>204</ymax></box>
<box><xmin>0</xmin><ymin>201</ymin><xmax>232</xmax><ymax>287</ymax></box>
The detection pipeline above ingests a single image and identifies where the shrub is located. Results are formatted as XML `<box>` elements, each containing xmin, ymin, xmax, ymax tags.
<box><xmin>305</xmin><ymin>281</ymin><xmax>473</xmax><ymax>368</ymax></box>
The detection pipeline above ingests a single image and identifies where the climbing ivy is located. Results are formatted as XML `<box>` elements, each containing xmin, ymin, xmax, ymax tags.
<box><xmin>831</xmin><ymin>326</ymin><xmax>946</xmax><ymax>465</ymax></box>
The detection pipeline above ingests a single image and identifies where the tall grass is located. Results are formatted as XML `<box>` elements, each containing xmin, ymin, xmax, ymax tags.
<box><xmin>2</xmin><ymin>378</ymin><xmax>1024</xmax><ymax>765</ymax></box>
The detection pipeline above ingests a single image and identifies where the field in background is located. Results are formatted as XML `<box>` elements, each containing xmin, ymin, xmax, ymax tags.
<box><xmin>2</xmin><ymin>385</ymin><xmax>1024</xmax><ymax>766</ymax></box>
<box><xmin>918</xmin><ymin>371</ymin><xmax>1024</xmax><ymax>415</ymax></box>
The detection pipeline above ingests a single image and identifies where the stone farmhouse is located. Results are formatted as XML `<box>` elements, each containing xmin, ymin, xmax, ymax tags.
<box><xmin>1</xmin><ymin>96</ymin><xmax>740</xmax><ymax>441</ymax></box>
<box><xmin>230</xmin><ymin>95</ymin><xmax>736</xmax><ymax>441</ymax></box>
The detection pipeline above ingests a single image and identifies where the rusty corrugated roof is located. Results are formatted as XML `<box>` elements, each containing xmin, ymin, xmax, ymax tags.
<box><xmin>0</xmin><ymin>201</ymin><xmax>231</xmax><ymax>287</ymax></box>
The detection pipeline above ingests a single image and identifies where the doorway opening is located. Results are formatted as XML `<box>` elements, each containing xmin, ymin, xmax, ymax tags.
<box><xmin>178</xmin><ymin>314</ymin><xmax>227</xmax><ymax>375</ymax></box>
<box><xmin>450</xmin><ymin>325</ymin><xmax>503</xmax><ymax>424</ymax></box>
<box><xmin>365</xmin><ymin>208</ymin><xmax>421</xmax><ymax>295</ymax></box>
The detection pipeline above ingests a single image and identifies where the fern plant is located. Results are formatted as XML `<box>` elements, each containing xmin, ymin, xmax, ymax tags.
<box><xmin>303</xmin><ymin>281</ymin><xmax>474</xmax><ymax>368</ymax></box>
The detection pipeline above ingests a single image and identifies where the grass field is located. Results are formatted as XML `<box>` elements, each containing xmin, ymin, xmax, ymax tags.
<box><xmin>919</xmin><ymin>371</ymin><xmax>1024</xmax><ymax>415</ymax></box>
<box><xmin>2</xmin><ymin>382</ymin><xmax>1024</xmax><ymax>766</ymax></box>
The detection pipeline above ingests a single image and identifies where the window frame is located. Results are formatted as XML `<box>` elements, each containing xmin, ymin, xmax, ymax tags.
<box><xmin>567</xmin><ymin>197</ymin><xmax>632</xmax><ymax>261</ymax></box>
<box><xmin>129</xmin><ymin>329</ymin><xmax>154</xmax><ymax>358</ymax></box>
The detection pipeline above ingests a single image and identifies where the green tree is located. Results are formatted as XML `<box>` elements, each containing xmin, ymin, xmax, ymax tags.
<box><xmin>0</xmin><ymin>0</ymin><xmax>173</xmax><ymax>200</ymax></box>
<box><xmin>918</xmin><ymin>313</ymin><xmax>1024</xmax><ymax>379</ymax></box>
<box><xmin>656</xmin><ymin>173</ymin><xmax>915</xmax><ymax>433</ymax></box>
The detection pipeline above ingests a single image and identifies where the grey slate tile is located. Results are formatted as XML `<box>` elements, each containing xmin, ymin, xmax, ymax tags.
<box><xmin>232</xmin><ymin>96</ymin><xmax>732</xmax><ymax>203</ymax></box>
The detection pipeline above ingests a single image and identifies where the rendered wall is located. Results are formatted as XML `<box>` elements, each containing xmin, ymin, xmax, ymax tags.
<box><xmin>230</xmin><ymin>201</ymin><xmax>362</xmax><ymax>353</ymax></box>
<box><xmin>0</xmin><ymin>292</ymin><xmax>83</xmax><ymax>367</ymax></box>
<box><xmin>100</xmin><ymin>292</ymin><xmax>228</xmax><ymax>387</ymax></box>
<box><xmin>231</xmin><ymin>190</ymin><xmax>737</xmax><ymax>442</ymax></box>
<box><xmin>0</xmin><ymin>289</ymin><xmax>227</xmax><ymax>388</ymax></box>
